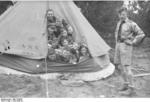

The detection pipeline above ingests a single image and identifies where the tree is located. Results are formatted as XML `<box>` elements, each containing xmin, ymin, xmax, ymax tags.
<box><xmin>0</xmin><ymin>1</ymin><xmax>13</xmax><ymax>15</ymax></box>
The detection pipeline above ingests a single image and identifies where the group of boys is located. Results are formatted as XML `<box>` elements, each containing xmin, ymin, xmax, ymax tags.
<box><xmin>47</xmin><ymin>9</ymin><xmax>88</xmax><ymax>64</ymax></box>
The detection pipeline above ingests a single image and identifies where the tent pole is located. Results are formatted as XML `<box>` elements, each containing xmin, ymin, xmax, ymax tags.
<box><xmin>45</xmin><ymin>58</ymin><xmax>49</xmax><ymax>98</ymax></box>
<box><xmin>47</xmin><ymin>0</ymin><xmax>50</xmax><ymax>10</ymax></box>
<box><xmin>45</xmin><ymin>0</ymin><xmax>49</xmax><ymax>98</ymax></box>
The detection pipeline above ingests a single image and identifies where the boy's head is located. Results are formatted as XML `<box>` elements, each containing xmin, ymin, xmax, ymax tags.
<box><xmin>61</xmin><ymin>29</ymin><xmax>68</xmax><ymax>36</ymax></box>
<box><xmin>56</xmin><ymin>19</ymin><xmax>63</xmax><ymax>27</ymax></box>
<box><xmin>118</xmin><ymin>7</ymin><xmax>128</xmax><ymax>21</ymax></box>
<box><xmin>59</xmin><ymin>38</ymin><xmax>69</xmax><ymax>47</ymax></box>
<box><xmin>62</xmin><ymin>19</ymin><xmax>68</xmax><ymax>27</ymax></box>
<box><xmin>62</xmin><ymin>39</ymin><xmax>69</xmax><ymax>46</ymax></box>
<box><xmin>79</xmin><ymin>45</ymin><xmax>89</xmax><ymax>56</ymax></box>
<box><xmin>67</xmin><ymin>25</ymin><xmax>73</xmax><ymax>34</ymax></box>
<box><xmin>47</xmin><ymin>9</ymin><xmax>54</xmax><ymax>18</ymax></box>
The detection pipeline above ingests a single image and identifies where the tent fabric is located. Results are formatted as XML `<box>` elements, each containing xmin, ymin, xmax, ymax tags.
<box><xmin>0</xmin><ymin>54</ymin><xmax>109</xmax><ymax>74</ymax></box>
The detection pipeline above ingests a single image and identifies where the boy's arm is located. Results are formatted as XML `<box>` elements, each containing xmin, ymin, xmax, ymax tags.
<box><xmin>48</xmin><ymin>23</ymin><xmax>56</xmax><ymax>26</ymax></box>
<box><xmin>114</xmin><ymin>22</ymin><xmax>119</xmax><ymax>43</ymax></box>
<box><xmin>132</xmin><ymin>22</ymin><xmax>145</xmax><ymax>45</ymax></box>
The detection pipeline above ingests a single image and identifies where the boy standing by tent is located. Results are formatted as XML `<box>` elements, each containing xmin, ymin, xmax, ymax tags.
<box><xmin>114</xmin><ymin>7</ymin><xmax>145</xmax><ymax>94</ymax></box>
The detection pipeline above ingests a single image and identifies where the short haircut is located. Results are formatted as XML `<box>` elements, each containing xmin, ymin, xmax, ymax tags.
<box><xmin>59</xmin><ymin>38</ymin><xmax>68</xmax><ymax>46</ymax></box>
<box><xmin>47</xmin><ymin>9</ymin><xmax>54</xmax><ymax>14</ymax></box>
<box><xmin>118</xmin><ymin>6</ymin><xmax>128</xmax><ymax>14</ymax></box>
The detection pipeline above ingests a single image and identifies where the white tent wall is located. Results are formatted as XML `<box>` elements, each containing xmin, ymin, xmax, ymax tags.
<box><xmin>0</xmin><ymin>1</ymin><xmax>48</xmax><ymax>59</ymax></box>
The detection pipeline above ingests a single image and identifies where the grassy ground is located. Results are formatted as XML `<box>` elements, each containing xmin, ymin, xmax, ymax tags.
<box><xmin>0</xmin><ymin>38</ymin><xmax>150</xmax><ymax>98</ymax></box>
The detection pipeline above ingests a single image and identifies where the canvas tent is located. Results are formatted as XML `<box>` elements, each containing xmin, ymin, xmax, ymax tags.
<box><xmin>0</xmin><ymin>1</ymin><xmax>114</xmax><ymax>76</ymax></box>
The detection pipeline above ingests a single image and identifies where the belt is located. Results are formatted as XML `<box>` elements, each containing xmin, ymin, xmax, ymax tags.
<box><xmin>117</xmin><ymin>39</ymin><xmax>125</xmax><ymax>43</ymax></box>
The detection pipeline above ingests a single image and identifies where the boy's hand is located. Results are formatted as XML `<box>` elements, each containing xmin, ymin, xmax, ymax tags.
<box><xmin>125</xmin><ymin>40</ymin><xmax>133</xmax><ymax>45</ymax></box>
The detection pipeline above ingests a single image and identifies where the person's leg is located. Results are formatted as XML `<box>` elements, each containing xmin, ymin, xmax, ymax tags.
<box><xmin>124</xmin><ymin>44</ymin><xmax>133</xmax><ymax>89</ymax></box>
<box><xmin>114</xmin><ymin>43</ymin><xmax>120</xmax><ymax>65</ymax></box>
<box><xmin>126</xmin><ymin>65</ymin><xmax>134</xmax><ymax>88</ymax></box>
<box><xmin>114</xmin><ymin>43</ymin><xmax>122</xmax><ymax>75</ymax></box>
<box><xmin>119</xmin><ymin>43</ymin><xmax>133</xmax><ymax>91</ymax></box>
<box><xmin>119</xmin><ymin>65</ymin><xmax>135</xmax><ymax>96</ymax></box>
<box><xmin>118</xmin><ymin>64</ymin><xmax>129</xmax><ymax>91</ymax></box>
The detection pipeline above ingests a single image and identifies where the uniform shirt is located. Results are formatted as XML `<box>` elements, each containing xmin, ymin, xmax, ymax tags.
<box><xmin>115</xmin><ymin>18</ymin><xmax>145</xmax><ymax>44</ymax></box>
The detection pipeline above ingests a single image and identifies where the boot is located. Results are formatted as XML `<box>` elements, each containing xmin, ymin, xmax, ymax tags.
<box><xmin>119</xmin><ymin>86</ymin><xmax>135</xmax><ymax>96</ymax></box>
<box><xmin>114</xmin><ymin>64</ymin><xmax>121</xmax><ymax>76</ymax></box>
<box><xmin>118</xmin><ymin>83</ymin><xmax>129</xmax><ymax>91</ymax></box>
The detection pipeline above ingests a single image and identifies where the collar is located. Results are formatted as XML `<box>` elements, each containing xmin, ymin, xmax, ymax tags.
<box><xmin>119</xmin><ymin>18</ymin><xmax>129</xmax><ymax>23</ymax></box>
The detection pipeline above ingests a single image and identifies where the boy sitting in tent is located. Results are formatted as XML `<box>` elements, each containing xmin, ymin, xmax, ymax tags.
<box><xmin>57</xmin><ymin>38</ymin><xmax>79</xmax><ymax>64</ymax></box>
<box><xmin>61</xmin><ymin>19</ymin><xmax>74</xmax><ymax>43</ymax></box>
<box><xmin>47</xmin><ymin>9</ymin><xmax>57</xmax><ymax>32</ymax></box>
<box><xmin>78</xmin><ymin>44</ymin><xmax>91</xmax><ymax>63</ymax></box>
<box><xmin>58</xmin><ymin>28</ymin><xmax>74</xmax><ymax>44</ymax></box>
<box><xmin>56</xmin><ymin>38</ymin><xmax>71</xmax><ymax>63</ymax></box>
<box><xmin>62</xmin><ymin>19</ymin><xmax>74</xmax><ymax>35</ymax></box>
<box><xmin>47</xmin><ymin>28</ymin><xmax>78</xmax><ymax>64</ymax></box>
<box><xmin>47</xmin><ymin>9</ymin><xmax>64</xmax><ymax>39</ymax></box>
<box><xmin>57</xmin><ymin>28</ymin><xmax>79</xmax><ymax>64</ymax></box>
<box><xmin>47</xmin><ymin>26</ymin><xmax>73</xmax><ymax>63</ymax></box>
<box><xmin>69</xmin><ymin>43</ymin><xmax>80</xmax><ymax>64</ymax></box>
